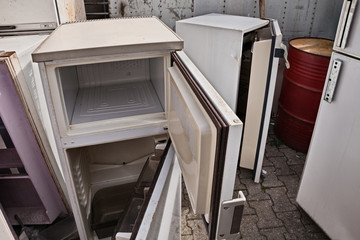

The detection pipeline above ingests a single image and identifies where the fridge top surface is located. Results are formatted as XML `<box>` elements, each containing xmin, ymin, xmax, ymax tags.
<box><xmin>177</xmin><ymin>13</ymin><xmax>269</xmax><ymax>33</ymax></box>
<box><xmin>0</xmin><ymin>35</ymin><xmax>48</xmax><ymax>57</ymax></box>
<box><xmin>32</xmin><ymin>17</ymin><xmax>184</xmax><ymax>62</ymax></box>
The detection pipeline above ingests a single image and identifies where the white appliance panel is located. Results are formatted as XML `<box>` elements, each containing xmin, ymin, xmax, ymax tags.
<box><xmin>334</xmin><ymin>0</ymin><xmax>360</xmax><ymax>58</ymax></box>
<box><xmin>176</xmin><ymin>14</ymin><xmax>268</xmax><ymax>110</ymax></box>
<box><xmin>168</xmin><ymin>64</ymin><xmax>217</xmax><ymax>215</ymax></box>
<box><xmin>297</xmin><ymin>52</ymin><xmax>360</xmax><ymax>240</ymax></box>
<box><xmin>0</xmin><ymin>35</ymin><xmax>63</xmax><ymax>179</ymax></box>
<box><xmin>0</xmin><ymin>0</ymin><xmax>58</xmax><ymax>25</ymax></box>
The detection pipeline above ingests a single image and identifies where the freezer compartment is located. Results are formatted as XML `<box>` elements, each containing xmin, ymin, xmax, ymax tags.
<box><xmin>56</xmin><ymin>56</ymin><xmax>165</xmax><ymax>126</ymax></box>
<box><xmin>66</xmin><ymin>135</ymin><xmax>167</xmax><ymax>238</ymax></box>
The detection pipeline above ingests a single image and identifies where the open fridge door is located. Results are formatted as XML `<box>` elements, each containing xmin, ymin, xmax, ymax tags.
<box><xmin>128</xmin><ymin>51</ymin><xmax>244</xmax><ymax>240</ymax></box>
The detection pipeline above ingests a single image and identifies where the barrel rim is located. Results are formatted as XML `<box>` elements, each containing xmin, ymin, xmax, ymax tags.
<box><xmin>289</xmin><ymin>37</ymin><xmax>333</xmax><ymax>58</ymax></box>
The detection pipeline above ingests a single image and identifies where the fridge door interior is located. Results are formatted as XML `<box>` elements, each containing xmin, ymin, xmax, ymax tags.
<box><xmin>297</xmin><ymin>52</ymin><xmax>360</xmax><ymax>240</ymax></box>
<box><xmin>167</xmin><ymin>51</ymin><xmax>243</xmax><ymax>238</ymax></box>
<box><xmin>334</xmin><ymin>0</ymin><xmax>360</xmax><ymax>58</ymax></box>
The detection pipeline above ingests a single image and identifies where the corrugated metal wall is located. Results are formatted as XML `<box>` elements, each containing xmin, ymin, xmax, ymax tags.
<box><xmin>109</xmin><ymin>0</ymin><xmax>342</xmax><ymax>41</ymax></box>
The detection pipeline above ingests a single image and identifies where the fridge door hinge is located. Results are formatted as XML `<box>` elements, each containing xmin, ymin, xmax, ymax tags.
<box><xmin>324</xmin><ymin>59</ymin><xmax>342</xmax><ymax>103</ymax></box>
<box><xmin>217</xmin><ymin>191</ymin><xmax>246</xmax><ymax>239</ymax></box>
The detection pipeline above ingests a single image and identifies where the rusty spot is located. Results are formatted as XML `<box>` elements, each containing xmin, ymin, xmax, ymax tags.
<box><xmin>259</xmin><ymin>0</ymin><xmax>265</xmax><ymax>18</ymax></box>
<box><xmin>120</xmin><ymin>2</ymin><xmax>127</xmax><ymax>17</ymax></box>
<box><xmin>66</xmin><ymin>3</ymin><xmax>74</xmax><ymax>21</ymax></box>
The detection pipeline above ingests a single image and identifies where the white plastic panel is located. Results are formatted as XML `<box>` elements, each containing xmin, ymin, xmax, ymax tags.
<box><xmin>71</xmin><ymin>81</ymin><xmax>163</xmax><ymax>124</ymax></box>
<box><xmin>334</xmin><ymin>0</ymin><xmax>360</xmax><ymax>58</ymax></box>
<box><xmin>32</xmin><ymin>17</ymin><xmax>183</xmax><ymax>62</ymax></box>
<box><xmin>0</xmin><ymin>0</ymin><xmax>57</xmax><ymax>25</ymax></box>
<box><xmin>0</xmin><ymin>35</ymin><xmax>64</xmax><ymax>180</ymax></box>
<box><xmin>173</xmin><ymin>51</ymin><xmax>242</xmax><ymax>238</ymax></box>
<box><xmin>297</xmin><ymin>52</ymin><xmax>360</xmax><ymax>240</ymax></box>
<box><xmin>168</xmin><ymin>65</ymin><xmax>217</xmax><ymax>214</ymax></box>
<box><xmin>240</xmin><ymin>39</ymin><xmax>272</xmax><ymax>170</ymax></box>
<box><xmin>176</xmin><ymin>14</ymin><xmax>268</xmax><ymax>111</ymax></box>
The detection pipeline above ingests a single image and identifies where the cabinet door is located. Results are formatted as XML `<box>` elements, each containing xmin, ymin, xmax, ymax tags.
<box><xmin>334</xmin><ymin>0</ymin><xmax>360</xmax><ymax>58</ymax></box>
<box><xmin>168</xmin><ymin>51</ymin><xmax>242</xmax><ymax>238</ymax></box>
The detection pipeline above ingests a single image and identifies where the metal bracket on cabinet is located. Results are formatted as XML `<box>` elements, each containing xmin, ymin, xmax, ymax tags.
<box><xmin>217</xmin><ymin>191</ymin><xmax>246</xmax><ymax>239</ymax></box>
<box><xmin>324</xmin><ymin>59</ymin><xmax>342</xmax><ymax>103</ymax></box>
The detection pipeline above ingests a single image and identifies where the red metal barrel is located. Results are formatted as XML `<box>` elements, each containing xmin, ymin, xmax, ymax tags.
<box><xmin>275</xmin><ymin>38</ymin><xmax>333</xmax><ymax>152</ymax></box>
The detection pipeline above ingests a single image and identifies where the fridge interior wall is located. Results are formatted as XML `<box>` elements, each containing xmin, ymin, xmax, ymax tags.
<box><xmin>56</xmin><ymin>57</ymin><xmax>165</xmax><ymax>126</ymax></box>
<box><xmin>65</xmin><ymin>135</ymin><xmax>166</xmax><ymax>237</ymax></box>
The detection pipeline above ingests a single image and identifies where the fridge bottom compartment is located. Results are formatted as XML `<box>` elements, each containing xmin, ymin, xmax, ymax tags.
<box><xmin>91</xmin><ymin>183</ymin><xmax>136</xmax><ymax>239</ymax></box>
<box><xmin>90</xmin><ymin>143</ymin><xmax>166</xmax><ymax>239</ymax></box>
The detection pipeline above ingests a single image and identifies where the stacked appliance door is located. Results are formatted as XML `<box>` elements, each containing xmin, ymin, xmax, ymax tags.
<box><xmin>176</xmin><ymin>14</ymin><xmax>282</xmax><ymax>182</ymax></box>
<box><xmin>0</xmin><ymin>0</ymin><xmax>69</xmax><ymax>230</ymax></box>
<box><xmin>297</xmin><ymin>1</ymin><xmax>360</xmax><ymax>239</ymax></box>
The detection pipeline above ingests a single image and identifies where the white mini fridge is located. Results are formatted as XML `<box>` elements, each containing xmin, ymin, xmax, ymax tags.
<box><xmin>32</xmin><ymin>15</ymin><xmax>281</xmax><ymax>239</ymax></box>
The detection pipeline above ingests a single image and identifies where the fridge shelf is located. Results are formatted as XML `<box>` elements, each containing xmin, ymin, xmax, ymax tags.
<box><xmin>71</xmin><ymin>80</ymin><xmax>163</xmax><ymax>125</ymax></box>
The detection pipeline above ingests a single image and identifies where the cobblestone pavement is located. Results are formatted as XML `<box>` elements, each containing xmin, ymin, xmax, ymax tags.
<box><xmin>181</xmin><ymin>123</ymin><xmax>329</xmax><ymax>240</ymax></box>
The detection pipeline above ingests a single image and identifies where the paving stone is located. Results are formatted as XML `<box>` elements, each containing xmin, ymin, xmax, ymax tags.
<box><xmin>243</xmin><ymin>200</ymin><xmax>256</xmax><ymax>215</ymax></box>
<box><xmin>262</xmin><ymin>156</ymin><xmax>274</xmax><ymax>167</ymax></box>
<box><xmin>187</xmin><ymin>219</ymin><xmax>208</xmax><ymax>240</ymax></box>
<box><xmin>261</xmin><ymin>166</ymin><xmax>284</xmax><ymax>188</ymax></box>
<box><xmin>181</xmin><ymin>207</ymin><xmax>192</xmax><ymax>235</ymax></box>
<box><xmin>289</xmin><ymin>164</ymin><xmax>305</xmax><ymax>178</ymax></box>
<box><xmin>234</xmin><ymin>175</ymin><xmax>247</xmax><ymax>190</ymax></box>
<box><xmin>266</xmin><ymin>187</ymin><xmax>297</xmax><ymax>212</ymax></box>
<box><xmin>277</xmin><ymin>211</ymin><xmax>307</xmax><ymax>239</ymax></box>
<box><xmin>186</xmin><ymin>209</ymin><xmax>202</xmax><ymax>220</ymax></box>
<box><xmin>239</xmin><ymin>215</ymin><xmax>266</xmax><ymax>240</ymax></box>
<box><xmin>249</xmin><ymin>200</ymin><xmax>283</xmax><ymax>229</ymax></box>
<box><xmin>269</xmin><ymin>156</ymin><xmax>295</xmax><ymax>176</ymax></box>
<box><xmin>280</xmin><ymin>148</ymin><xmax>306</xmax><ymax>165</ymax></box>
<box><xmin>181</xmin><ymin>235</ymin><xmax>194</xmax><ymax>240</ymax></box>
<box><xmin>278</xmin><ymin>175</ymin><xmax>300</xmax><ymax>198</ymax></box>
<box><xmin>260</xmin><ymin>226</ymin><xmax>287</xmax><ymax>240</ymax></box>
<box><xmin>241</xmin><ymin>178</ymin><xmax>270</xmax><ymax>201</ymax></box>
<box><xmin>266</xmin><ymin>144</ymin><xmax>285</xmax><ymax>157</ymax></box>
<box><xmin>299</xmin><ymin>208</ymin><xmax>315</xmax><ymax>225</ymax></box>
<box><xmin>239</xmin><ymin>168</ymin><xmax>253</xmax><ymax>179</ymax></box>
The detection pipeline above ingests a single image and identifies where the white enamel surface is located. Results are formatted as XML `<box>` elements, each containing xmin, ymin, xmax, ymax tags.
<box><xmin>174</xmin><ymin>51</ymin><xmax>242</xmax><ymax>238</ymax></box>
<box><xmin>176</xmin><ymin>14</ymin><xmax>268</xmax><ymax>112</ymax></box>
<box><xmin>297</xmin><ymin>52</ymin><xmax>360</xmax><ymax>240</ymax></box>
<box><xmin>44</xmin><ymin>53</ymin><xmax>170</xmax><ymax>141</ymax></box>
<box><xmin>334</xmin><ymin>0</ymin><xmax>360</xmax><ymax>58</ymax></box>
<box><xmin>33</xmin><ymin>17</ymin><xmax>183</xmax><ymax>62</ymax></box>
<box><xmin>71</xmin><ymin>81</ymin><xmax>163</xmax><ymax>124</ymax></box>
<box><xmin>240</xmin><ymin>39</ymin><xmax>272</xmax><ymax>170</ymax></box>
<box><xmin>133</xmin><ymin>145</ymin><xmax>176</xmax><ymax>240</ymax></box>
<box><xmin>0</xmin><ymin>0</ymin><xmax>57</xmax><ymax>25</ymax></box>
<box><xmin>0</xmin><ymin>35</ymin><xmax>64</xmax><ymax>179</ymax></box>
<box><xmin>168</xmin><ymin>64</ymin><xmax>217</xmax><ymax>214</ymax></box>
<box><xmin>254</xmin><ymin>20</ymin><xmax>282</xmax><ymax>183</ymax></box>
